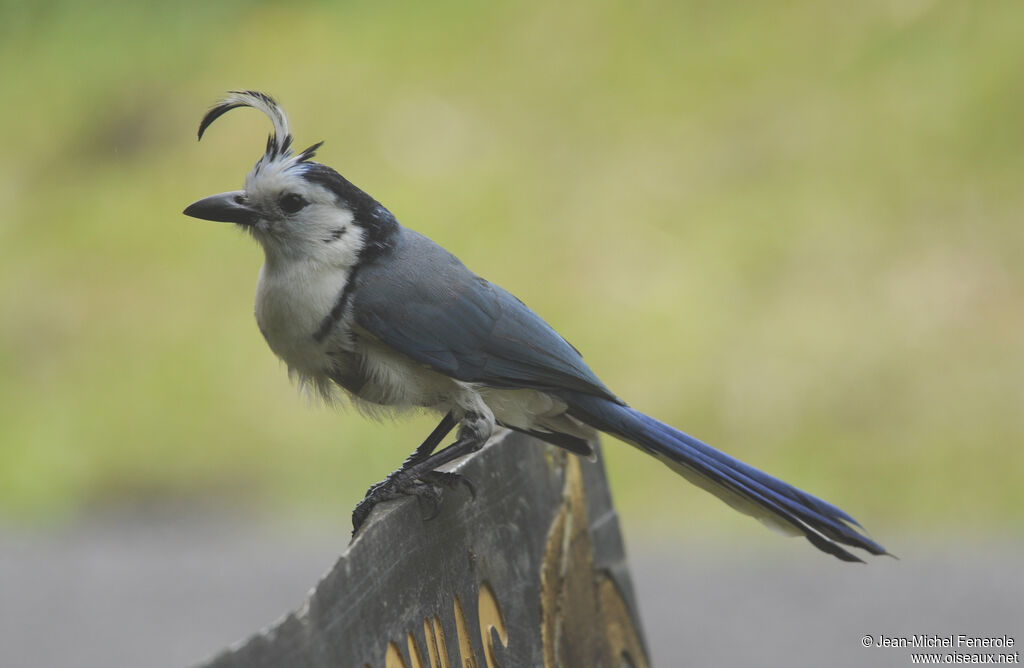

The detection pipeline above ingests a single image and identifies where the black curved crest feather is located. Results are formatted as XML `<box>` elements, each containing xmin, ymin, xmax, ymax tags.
<box><xmin>196</xmin><ymin>90</ymin><xmax>322</xmax><ymax>166</ymax></box>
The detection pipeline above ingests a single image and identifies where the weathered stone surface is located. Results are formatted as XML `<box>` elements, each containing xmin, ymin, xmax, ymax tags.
<box><xmin>197</xmin><ymin>431</ymin><xmax>647</xmax><ymax>668</ymax></box>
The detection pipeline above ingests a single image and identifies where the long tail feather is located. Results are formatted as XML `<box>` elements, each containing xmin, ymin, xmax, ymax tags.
<box><xmin>566</xmin><ymin>393</ymin><xmax>888</xmax><ymax>562</ymax></box>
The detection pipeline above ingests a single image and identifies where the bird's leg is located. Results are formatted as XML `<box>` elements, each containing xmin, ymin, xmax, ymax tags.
<box><xmin>401</xmin><ymin>410</ymin><xmax>458</xmax><ymax>468</ymax></box>
<box><xmin>352</xmin><ymin>411</ymin><xmax>488</xmax><ymax>533</ymax></box>
<box><xmin>353</xmin><ymin>411</ymin><xmax>455</xmax><ymax>519</ymax></box>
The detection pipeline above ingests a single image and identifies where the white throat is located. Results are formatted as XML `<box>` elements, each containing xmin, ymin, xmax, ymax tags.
<box><xmin>254</xmin><ymin>255</ymin><xmax>353</xmax><ymax>382</ymax></box>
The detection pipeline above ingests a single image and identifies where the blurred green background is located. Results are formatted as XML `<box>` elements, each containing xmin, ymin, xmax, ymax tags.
<box><xmin>1</xmin><ymin>0</ymin><xmax>1021</xmax><ymax>544</ymax></box>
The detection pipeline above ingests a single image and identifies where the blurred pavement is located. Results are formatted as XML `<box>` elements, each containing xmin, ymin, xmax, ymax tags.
<box><xmin>0</xmin><ymin>513</ymin><xmax>1020</xmax><ymax>668</ymax></box>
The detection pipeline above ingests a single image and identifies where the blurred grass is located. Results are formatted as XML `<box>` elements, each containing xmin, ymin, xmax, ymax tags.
<box><xmin>1</xmin><ymin>0</ymin><xmax>1021</xmax><ymax>539</ymax></box>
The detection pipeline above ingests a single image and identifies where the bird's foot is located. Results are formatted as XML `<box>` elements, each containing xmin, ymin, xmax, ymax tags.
<box><xmin>351</xmin><ymin>469</ymin><xmax>475</xmax><ymax>534</ymax></box>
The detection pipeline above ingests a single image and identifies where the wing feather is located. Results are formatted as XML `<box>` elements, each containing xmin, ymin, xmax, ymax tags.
<box><xmin>352</xmin><ymin>229</ymin><xmax>618</xmax><ymax>402</ymax></box>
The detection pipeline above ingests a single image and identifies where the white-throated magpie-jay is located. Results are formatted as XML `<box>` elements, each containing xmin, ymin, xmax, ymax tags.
<box><xmin>184</xmin><ymin>91</ymin><xmax>887</xmax><ymax>562</ymax></box>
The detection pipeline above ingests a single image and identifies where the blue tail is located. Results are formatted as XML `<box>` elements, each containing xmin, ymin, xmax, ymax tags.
<box><xmin>566</xmin><ymin>393</ymin><xmax>888</xmax><ymax>562</ymax></box>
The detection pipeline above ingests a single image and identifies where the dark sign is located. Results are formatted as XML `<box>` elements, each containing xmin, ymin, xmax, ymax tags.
<box><xmin>199</xmin><ymin>431</ymin><xmax>648</xmax><ymax>668</ymax></box>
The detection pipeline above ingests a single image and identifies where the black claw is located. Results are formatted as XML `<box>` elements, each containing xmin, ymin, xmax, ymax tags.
<box><xmin>417</xmin><ymin>483</ymin><xmax>444</xmax><ymax>522</ymax></box>
<box><xmin>459</xmin><ymin>475</ymin><xmax>477</xmax><ymax>500</ymax></box>
<box><xmin>351</xmin><ymin>503</ymin><xmax>369</xmax><ymax>534</ymax></box>
<box><xmin>422</xmin><ymin>470</ymin><xmax>460</xmax><ymax>487</ymax></box>
<box><xmin>425</xmin><ymin>470</ymin><xmax>475</xmax><ymax>499</ymax></box>
<box><xmin>351</xmin><ymin>418</ymin><xmax>487</xmax><ymax>535</ymax></box>
<box><xmin>351</xmin><ymin>469</ymin><xmax>477</xmax><ymax>534</ymax></box>
<box><xmin>352</xmin><ymin>476</ymin><xmax>403</xmax><ymax>533</ymax></box>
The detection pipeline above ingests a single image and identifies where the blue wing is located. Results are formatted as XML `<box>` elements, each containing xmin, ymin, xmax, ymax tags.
<box><xmin>352</xmin><ymin>228</ymin><xmax>619</xmax><ymax>402</ymax></box>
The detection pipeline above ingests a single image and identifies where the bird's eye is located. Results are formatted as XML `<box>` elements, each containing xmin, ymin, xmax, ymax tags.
<box><xmin>279</xmin><ymin>193</ymin><xmax>308</xmax><ymax>214</ymax></box>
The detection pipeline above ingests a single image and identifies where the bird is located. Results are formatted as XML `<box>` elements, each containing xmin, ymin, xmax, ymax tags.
<box><xmin>184</xmin><ymin>91</ymin><xmax>888</xmax><ymax>562</ymax></box>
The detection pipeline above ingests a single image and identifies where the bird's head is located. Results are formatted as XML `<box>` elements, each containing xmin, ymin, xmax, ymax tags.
<box><xmin>184</xmin><ymin>91</ymin><xmax>396</xmax><ymax>267</ymax></box>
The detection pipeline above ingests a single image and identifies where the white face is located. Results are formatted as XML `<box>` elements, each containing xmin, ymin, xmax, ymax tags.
<box><xmin>241</xmin><ymin>160</ymin><xmax>366</xmax><ymax>268</ymax></box>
